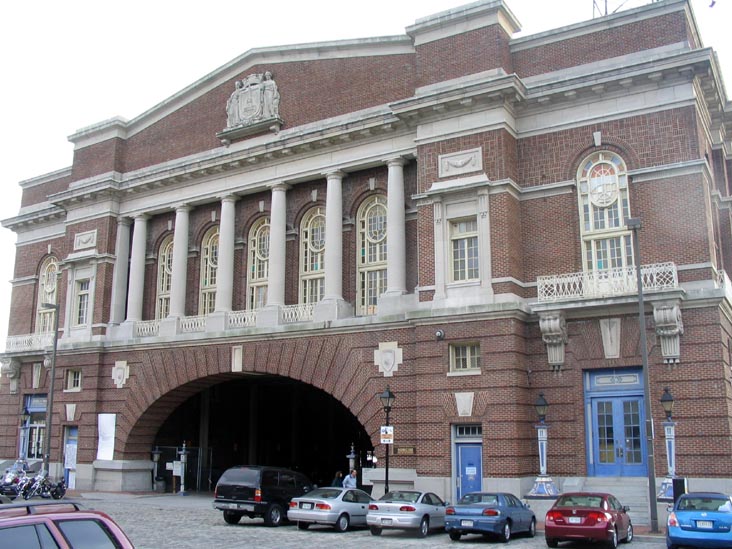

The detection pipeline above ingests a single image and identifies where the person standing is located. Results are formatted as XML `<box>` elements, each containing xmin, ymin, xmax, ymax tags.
<box><xmin>342</xmin><ymin>469</ymin><xmax>357</xmax><ymax>489</ymax></box>
<box><xmin>331</xmin><ymin>470</ymin><xmax>343</xmax><ymax>487</ymax></box>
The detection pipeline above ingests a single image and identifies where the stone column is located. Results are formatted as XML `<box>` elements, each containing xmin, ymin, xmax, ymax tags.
<box><xmin>109</xmin><ymin>217</ymin><xmax>131</xmax><ymax>325</ymax></box>
<box><xmin>314</xmin><ymin>171</ymin><xmax>353</xmax><ymax>321</ymax></box>
<box><xmin>125</xmin><ymin>214</ymin><xmax>148</xmax><ymax>323</ymax></box>
<box><xmin>257</xmin><ymin>184</ymin><xmax>288</xmax><ymax>327</ymax></box>
<box><xmin>168</xmin><ymin>205</ymin><xmax>191</xmax><ymax>318</ymax></box>
<box><xmin>214</xmin><ymin>196</ymin><xmax>237</xmax><ymax>313</ymax></box>
<box><xmin>385</xmin><ymin>158</ymin><xmax>407</xmax><ymax>296</ymax></box>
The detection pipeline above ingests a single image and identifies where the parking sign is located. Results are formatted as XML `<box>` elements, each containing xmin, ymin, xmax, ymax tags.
<box><xmin>380</xmin><ymin>425</ymin><xmax>394</xmax><ymax>444</ymax></box>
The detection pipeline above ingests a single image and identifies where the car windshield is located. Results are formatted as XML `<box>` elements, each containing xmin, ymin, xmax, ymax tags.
<box><xmin>381</xmin><ymin>491</ymin><xmax>420</xmax><ymax>503</ymax></box>
<box><xmin>460</xmin><ymin>493</ymin><xmax>497</xmax><ymax>505</ymax></box>
<box><xmin>304</xmin><ymin>488</ymin><xmax>341</xmax><ymax>499</ymax></box>
<box><xmin>679</xmin><ymin>497</ymin><xmax>732</xmax><ymax>512</ymax></box>
<box><xmin>556</xmin><ymin>495</ymin><xmax>603</xmax><ymax>508</ymax></box>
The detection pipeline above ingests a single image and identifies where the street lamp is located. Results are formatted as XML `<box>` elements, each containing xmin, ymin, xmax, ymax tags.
<box><xmin>178</xmin><ymin>442</ymin><xmax>188</xmax><ymax>496</ymax></box>
<box><xmin>378</xmin><ymin>386</ymin><xmax>395</xmax><ymax>493</ymax></box>
<box><xmin>151</xmin><ymin>446</ymin><xmax>162</xmax><ymax>492</ymax></box>
<box><xmin>19</xmin><ymin>407</ymin><xmax>31</xmax><ymax>461</ymax></box>
<box><xmin>527</xmin><ymin>392</ymin><xmax>559</xmax><ymax>497</ymax></box>
<box><xmin>626</xmin><ymin>217</ymin><xmax>659</xmax><ymax>532</ymax></box>
<box><xmin>658</xmin><ymin>388</ymin><xmax>677</xmax><ymax>501</ymax></box>
<box><xmin>40</xmin><ymin>302</ymin><xmax>60</xmax><ymax>475</ymax></box>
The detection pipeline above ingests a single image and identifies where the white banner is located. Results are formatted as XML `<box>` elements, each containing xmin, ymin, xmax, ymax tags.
<box><xmin>96</xmin><ymin>413</ymin><xmax>116</xmax><ymax>460</ymax></box>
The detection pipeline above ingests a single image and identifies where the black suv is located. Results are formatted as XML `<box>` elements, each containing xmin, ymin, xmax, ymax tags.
<box><xmin>212</xmin><ymin>466</ymin><xmax>313</xmax><ymax>526</ymax></box>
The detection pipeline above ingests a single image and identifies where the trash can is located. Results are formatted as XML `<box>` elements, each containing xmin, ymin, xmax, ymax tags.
<box><xmin>155</xmin><ymin>476</ymin><xmax>166</xmax><ymax>493</ymax></box>
<box><xmin>672</xmin><ymin>478</ymin><xmax>687</xmax><ymax>504</ymax></box>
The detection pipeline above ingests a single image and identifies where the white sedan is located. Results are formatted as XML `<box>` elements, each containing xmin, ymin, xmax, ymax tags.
<box><xmin>367</xmin><ymin>490</ymin><xmax>448</xmax><ymax>537</ymax></box>
<box><xmin>288</xmin><ymin>487</ymin><xmax>374</xmax><ymax>531</ymax></box>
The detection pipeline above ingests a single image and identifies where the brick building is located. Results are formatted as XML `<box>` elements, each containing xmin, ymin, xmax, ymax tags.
<box><xmin>1</xmin><ymin>0</ymin><xmax>731</xmax><ymax>525</ymax></box>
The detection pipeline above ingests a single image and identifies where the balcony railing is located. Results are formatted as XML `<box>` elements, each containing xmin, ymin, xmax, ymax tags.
<box><xmin>134</xmin><ymin>320</ymin><xmax>160</xmax><ymax>338</ymax></box>
<box><xmin>5</xmin><ymin>332</ymin><xmax>54</xmax><ymax>353</ymax></box>
<box><xmin>282</xmin><ymin>303</ymin><xmax>314</xmax><ymax>323</ymax></box>
<box><xmin>537</xmin><ymin>262</ymin><xmax>678</xmax><ymax>303</ymax></box>
<box><xmin>180</xmin><ymin>315</ymin><xmax>206</xmax><ymax>333</ymax></box>
<box><xmin>228</xmin><ymin>310</ymin><xmax>257</xmax><ymax>329</ymax></box>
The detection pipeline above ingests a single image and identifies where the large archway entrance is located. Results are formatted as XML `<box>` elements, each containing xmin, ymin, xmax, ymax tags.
<box><xmin>151</xmin><ymin>374</ymin><xmax>373</xmax><ymax>491</ymax></box>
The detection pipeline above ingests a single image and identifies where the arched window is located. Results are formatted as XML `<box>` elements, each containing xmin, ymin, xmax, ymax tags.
<box><xmin>36</xmin><ymin>257</ymin><xmax>58</xmax><ymax>333</ymax></box>
<box><xmin>357</xmin><ymin>195</ymin><xmax>387</xmax><ymax>315</ymax></box>
<box><xmin>299</xmin><ymin>207</ymin><xmax>325</xmax><ymax>304</ymax></box>
<box><xmin>247</xmin><ymin>217</ymin><xmax>270</xmax><ymax>309</ymax></box>
<box><xmin>199</xmin><ymin>226</ymin><xmax>219</xmax><ymax>315</ymax></box>
<box><xmin>156</xmin><ymin>236</ymin><xmax>174</xmax><ymax>319</ymax></box>
<box><xmin>577</xmin><ymin>151</ymin><xmax>633</xmax><ymax>272</ymax></box>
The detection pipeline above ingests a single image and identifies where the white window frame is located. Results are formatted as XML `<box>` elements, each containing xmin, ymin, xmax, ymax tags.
<box><xmin>74</xmin><ymin>279</ymin><xmax>90</xmax><ymax>326</ymax></box>
<box><xmin>36</xmin><ymin>257</ymin><xmax>59</xmax><ymax>334</ymax></box>
<box><xmin>199</xmin><ymin>226</ymin><xmax>219</xmax><ymax>315</ymax></box>
<box><xmin>357</xmin><ymin>195</ymin><xmax>388</xmax><ymax>316</ymax></box>
<box><xmin>247</xmin><ymin>217</ymin><xmax>270</xmax><ymax>310</ymax></box>
<box><xmin>156</xmin><ymin>236</ymin><xmax>174</xmax><ymax>319</ymax></box>
<box><xmin>448</xmin><ymin>343</ymin><xmax>481</xmax><ymax>376</ymax></box>
<box><xmin>577</xmin><ymin>151</ymin><xmax>634</xmax><ymax>272</ymax></box>
<box><xmin>450</xmin><ymin>217</ymin><xmax>479</xmax><ymax>283</ymax></box>
<box><xmin>299</xmin><ymin>207</ymin><xmax>325</xmax><ymax>304</ymax></box>
<box><xmin>64</xmin><ymin>369</ymin><xmax>82</xmax><ymax>392</ymax></box>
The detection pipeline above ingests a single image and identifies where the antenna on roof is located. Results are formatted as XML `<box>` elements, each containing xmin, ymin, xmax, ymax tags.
<box><xmin>592</xmin><ymin>0</ymin><xmax>647</xmax><ymax>18</ymax></box>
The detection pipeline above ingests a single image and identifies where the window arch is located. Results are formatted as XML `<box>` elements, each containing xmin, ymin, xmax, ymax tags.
<box><xmin>199</xmin><ymin>226</ymin><xmax>219</xmax><ymax>315</ymax></box>
<box><xmin>357</xmin><ymin>195</ymin><xmax>387</xmax><ymax>315</ymax></box>
<box><xmin>577</xmin><ymin>151</ymin><xmax>633</xmax><ymax>272</ymax></box>
<box><xmin>36</xmin><ymin>256</ymin><xmax>59</xmax><ymax>333</ymax></box>
<box><xmin>156</xmin><ymin>236</ymin><xmax>174</xmax><ymax>319</ymax></box>
<box><xmin>299</xmin><ymin>207</ymin><xmax>325</xmax><ymax>304</ymax></box>
<box><xmin>247</xmin><ymin>217</ymin><xmax>270</xmax><ymax>309</ymax></box>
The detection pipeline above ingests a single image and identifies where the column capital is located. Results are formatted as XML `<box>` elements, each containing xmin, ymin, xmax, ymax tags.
<box><xmin>385</xmin><ymin>156</ymin><xmax>407</xmax><ymax>167</ymax></box>
<box><xmin>132</xmin><ymin>213</ymin><xmax>150</xmax><ymax>222</ymax></box>
<box><xmin>323</xmin><ymin>170</ymin><xmax>346</xmax><ymax>180</ymax></box>
<box><xmin>172</xmin><ymin>203</ymin><xmax>192</xmax><ymax>213</ymax></box>
<box><xmin>218</xmin><ymin>194</ymin><xmax>239</xmax><ymax>204</ymax></box>
<box><xmin>116</xmin><ymin>217</ymin><xmax>133</xmax><ymax>227</ymax></box>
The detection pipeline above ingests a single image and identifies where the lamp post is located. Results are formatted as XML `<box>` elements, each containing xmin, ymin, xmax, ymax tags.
<box><xmin>19</xmin><ymin>407</ymin><xmax>31</xmax><ymax>461</ymax></box>
<box><xmin>151</xmin><ymin>446</ymin><xmax>162</xmax><ymax>492</ymax></box>
<box><xmin>658</xmin><ymin>388</ymin><xmax>677</xmax><ymax>501</ymax></box>
<box><xmin>378</xmin><ymin>386</ymin><xmax>395</xmax><ymax>493</ymax></box>
<box><xmin>178</xmin><ymin>442</ymin><xmax>188</xmax><ymax>496</ymax></box>
<box><xmin>626</xmin><ymin>217</ymin><xmax>659</xmax><ymax>532</ymax></box>
<box><xmin>40</xmin><ymin>302</ymin><xmax>60</xmax><ymax>475</ymax></box>
<box><xmin>528</xmin><ymin>392</ymin><xmax>559</xmax><ymax>497</ymax></box>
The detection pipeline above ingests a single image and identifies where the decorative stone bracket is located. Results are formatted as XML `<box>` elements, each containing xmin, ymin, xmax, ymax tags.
<box><xmin>0</xmin><ymin>358</ymin><xmax>21</xmax><ymax>394</ymax></box>
<box><xmin>653</xmin><ymin>301</ymin><xmax>683</xmax><ymax>364</ymax></box>
<box><xmin>539</xmin><ymin>312</ymin><xmax>568</xmax><ymax>373</ymax></box>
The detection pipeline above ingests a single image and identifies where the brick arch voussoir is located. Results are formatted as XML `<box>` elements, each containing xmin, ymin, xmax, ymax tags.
<box><xmin>565</xmin><ymin>137</ymin><xmax>640</xmax><ymax>182</ymax></box>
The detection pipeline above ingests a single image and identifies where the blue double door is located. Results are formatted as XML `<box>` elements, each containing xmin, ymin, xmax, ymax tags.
<box><xmin>590</xmin><ymin>395</ymin><xmax>646</xmax><ymax>476</ymax></box>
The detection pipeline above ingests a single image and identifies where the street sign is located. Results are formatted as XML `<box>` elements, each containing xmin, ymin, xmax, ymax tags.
<box><xmin>380</xmin><ymin>425</ymin><xmax>394</xmax><ymax>444</ymax></box>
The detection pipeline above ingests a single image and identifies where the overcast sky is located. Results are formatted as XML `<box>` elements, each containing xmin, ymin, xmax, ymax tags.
<box><xmin>0</xmin><ymin>0</ymin><xmax>729</xmax><ymax>348</ymax></box>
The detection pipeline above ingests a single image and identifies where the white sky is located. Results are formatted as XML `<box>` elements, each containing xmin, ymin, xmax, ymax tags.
<box><xmin>0</xmin><ymin>0</ymin><xmax>729</xmax><ymax>348</ymax></box>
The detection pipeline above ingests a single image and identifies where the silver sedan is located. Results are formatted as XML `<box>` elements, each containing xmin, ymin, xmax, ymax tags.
<box><xmin>367</xmin><ymin>490</ymin><xmax>448</xmax><ymax>537</ymax></box>
<box><xmin>288</xmin><ymin>487</ymin><xmax>374</xmax><ymax>532</ymax></box>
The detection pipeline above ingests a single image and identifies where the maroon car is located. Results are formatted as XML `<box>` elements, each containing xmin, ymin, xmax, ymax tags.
<box><xmin>544</xmin><ymin>492</ymin><xmax>633</xmax><ymax>548</ymax></box>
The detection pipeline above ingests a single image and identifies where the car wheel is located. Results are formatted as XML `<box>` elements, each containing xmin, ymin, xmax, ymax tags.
<box><xmin>546</xmin><ymin>538</ymin><xmax>558</xmax><ymax>548</ymax></box>
<box><xmin>223</xmin><ymin>511</ymin><xmax>242</xmax><ymax>525</ymax></box>
<box><xmin>334</xmin><ymin>513</ymin><xmax>350</xmax><ymax>532</ymax></box>
<box><xmin>370</xmin><ymin>526</ymin><xmax>382</xmax><ymax>536</ymax></box>
<box><xmin>418</xmin><ymin>516</ymin><xmax>429</xmax><ymax>538</ymax></box>
<box><xmin>607</xmin><ymin>527</ymin><xmax>618</xmax><ymax>549</ymax></box>
<box><xmin>449</xmin><ymin>531</ymin><xmax>462</xmax><ymax>541</ymax></box>
<box><xmin>622</xmin><ymin>522</ymin><xmax>633</xmax><ymax>543</ymax></box>
<box><xmin>528</xmin><ymin>518</ymin><xmax>537</xmax><ymax>538</ymax></box>
<box><xmin>500</xmin><ymin>521</ymin><xmax>511</xmax><ymax>543</ymax></box>
<box><xmin>297</xmin><ymin>521</ymin><xmax>310</xmax><ymax>530</ymax></box>
<box><xmin>263</xmin><ymin>503</ymin><xmax>284</xmax><ymax>527</ymax></box>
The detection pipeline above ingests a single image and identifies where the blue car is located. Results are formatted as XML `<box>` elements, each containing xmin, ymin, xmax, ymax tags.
<box><xmin>667</xmin><ymin>492</ymin><xmax>732</xmax><ymax>549</ymax></box>
<box><xmin>444</xmin><ymin>491</ymin><xmax>536</xmax><ymax>542</ymax></box>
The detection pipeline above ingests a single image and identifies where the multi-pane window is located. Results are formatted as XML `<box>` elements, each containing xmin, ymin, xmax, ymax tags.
<box><xmin>577</xmin><ymin>151</ymin><xmax>633</xmax><ymax>272</ymax></box>
<box><xmin>36</xmin><ymin>257</ymin><xmax>59</xmax><ymax>333</ymax></box>
<box><xmin>450</xmin><ymin>343</ymin><xmax>481</xmax><ymax>372</ymax></box>
<box><xmin>199</xmin><ymin>226</ymin><xmax>219</xmax><ymax>315</ymax></box>
<box><xmin>65</xmin><ymin>369</ymin><xmax>82</xmax><ymax>391</ymax></box>
<box><xmin>357</xmin><ymin>196</ymin><xmax>387</xmax><ymax>315</ymax></box>
<box><xmin>450</xmin><ymin>218</ymin><xmax>479</xmax><ymax>282</ymax></box>
<box><xmin>247</xmin><ymin>217</ymin><xmax>270</xmax><ymax>309</ymax></box>
<box><xmin>156</xmin><ymin>236</ymin><xmax>174</xmax><ymax>319</ymax></box>
<box><xmin>299</xmin><ymin>207</ymin><xmax>325</xmax><ymax>304</ymax></box>
<box><xmin>74</xmin><ymin>279</ymin><xmax>90</xmax><ymax>326</ymax></box>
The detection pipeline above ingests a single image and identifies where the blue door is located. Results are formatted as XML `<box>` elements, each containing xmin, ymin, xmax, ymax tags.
<box><xmin>591</xmin><ymin>397</ymin><xmax>646</xmax><ymax>476</ymax></box>
<box><xmin>456</xmin><ymin>443</ymin><xmax>482</xmax><ymax>499</ymax></box>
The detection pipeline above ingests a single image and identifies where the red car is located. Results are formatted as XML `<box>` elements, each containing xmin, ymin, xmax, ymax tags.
<box><xmin>544</xmin><ymin>492</ymin><xmax>633</xmax><ymax>548</ymax></box>
<box><xmin>0</xmin><ymin>500</ymin><xmax>134</xmax><ymax>548</ymax></box>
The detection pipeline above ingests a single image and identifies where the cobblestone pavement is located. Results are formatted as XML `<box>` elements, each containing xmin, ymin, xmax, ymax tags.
<box><xmin>76</xmin><ymin>492</ymin><xmax>666</xmax><ymax>549</ymax></box>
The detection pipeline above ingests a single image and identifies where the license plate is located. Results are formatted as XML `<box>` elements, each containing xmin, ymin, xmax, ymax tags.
<box><xmin>697</xmin><ymin>520</ymin><xmax>713</xmax><ymax>529</ymax></box>
<box><xmin>381</xmin><ymin>518</ymin><xmax>392</xmax><ymax>525</ymax></box>
<box><xmin>569</xmin><ymin>517</ymin><xmax>582</xmax><ymax>524</ymax></box>
<box><xmin>240</xmin><ymin>504</ymin><xmax>254</xmax><ymax>512</ymax></box>
<box><xmin>301</xmin><ymin>503</ymin><xmax>312</xmax><ymax>510</ymax></box>
<box><xmin>461</xmin><ymin>520</ymin><xmax>474</xmax><ymax>527</ymax></box>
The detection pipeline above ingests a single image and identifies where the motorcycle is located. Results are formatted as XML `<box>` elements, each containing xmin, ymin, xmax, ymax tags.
<box><xmin>0</xmin><ymin>460</ymin><xmax>32</xmax><ymax>499</ymax></box>
<box><xmin>23</xmin><ymin>470</ymin><xmax>66</xmax><ymax>500</ymax></box>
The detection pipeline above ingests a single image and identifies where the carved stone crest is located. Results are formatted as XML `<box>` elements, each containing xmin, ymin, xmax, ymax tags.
<box><xmin>111</xmin><ymin>360</ymin><xmax>130</xmax><ymax>389</ymax></box>
<box><xmin>374</xmin><ymin>341</ymin><xmax>403</xmax><ymax>378</ymax></box>
<box><xmin>218</xmin><ymin>71</ymin><xmax>283</xmax><ymax>144</ymax></box>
